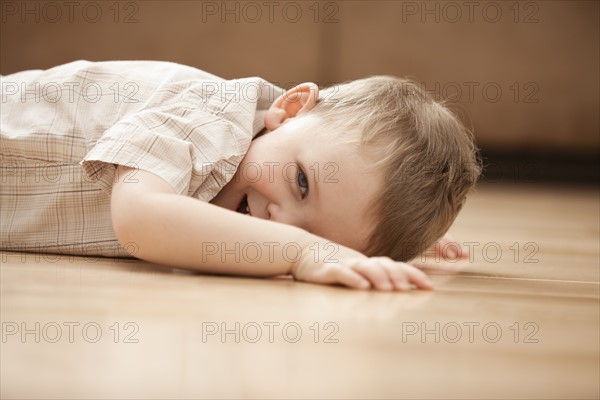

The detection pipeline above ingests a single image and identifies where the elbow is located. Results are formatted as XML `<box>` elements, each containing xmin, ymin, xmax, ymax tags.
<box><xmin>112</xmin><ymin>220</ymin><xmax>135</xmax><ymax>257</ymax></box>
<box><xmin>111</xmin><ymin>190</ymin><xmax>147</xmax><ymax>259</ymax></box>
<box><xmin>110</xmin><ymin>165</ymin><xmax>173</xmax><ymax>260</ymax></box>
<box><xmin>112</xmin><ymin>209</ymin><xmax>140</xmax><ymax>258</ymax></box>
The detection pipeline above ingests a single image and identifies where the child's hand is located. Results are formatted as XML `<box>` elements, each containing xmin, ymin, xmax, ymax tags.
<box><xmin>291</xmin><ymin>243</ymin><xmax>433</xmax><ymax>291</ymax></box>
<box><xmin>430</xmin><ymin>233</ymin><xmax>469</xmax><ymax>260</ymax></box>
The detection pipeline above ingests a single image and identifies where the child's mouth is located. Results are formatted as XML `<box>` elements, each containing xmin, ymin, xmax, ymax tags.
<box><xmin>236</xmin><ymin>194</ymin><xmax>251</xmax><ymax>215</ymax></box>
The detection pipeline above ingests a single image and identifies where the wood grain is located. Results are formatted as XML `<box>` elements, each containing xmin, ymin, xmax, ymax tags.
<box><xmin>1</xmin><ymin>182</ymin><xmax>598</xmax><ymax>399</ymax></box>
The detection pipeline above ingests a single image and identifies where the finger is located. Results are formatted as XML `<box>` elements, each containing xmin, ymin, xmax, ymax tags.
<box><xmin>458</xmin><ymin>244</ymin><xmax>469</xmax><ymax>259</ymax></box>
<box><xmin>381</xmin><ymin>258</ymin><xmax>434</xmax><ymax>290</ymax></box>
<box><xmin>351</xmin><ymin>259</ymin><xmax>395</xmax><ymax>291</ymax></box>
<box><xmin>446</xmin><ymin>242</ymin><xmax>458</xmax><ymax>259</ymax></box>
<box><xmin>322</xmin><ymin>264</ymin><xmax>371</xmax><ymax>290</ymax></box>
<box><xmin>442</xmin><ymin>234</ymin><xmax>468</xmax><ymax>259</ymax></box>
<box><xmin>379</xmin><ymin>260</ymin><xmax>413</xmax><ymax>291</ymax></box>
<box><xmin>400</xmin><ymin>263</ymin><xmax>434</xmax><ymax>290</ymax></box>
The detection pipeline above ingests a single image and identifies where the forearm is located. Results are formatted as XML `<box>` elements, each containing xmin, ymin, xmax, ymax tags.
<box><xmin>115</xmin><ymin>191</ymin><xmax>323</xmax><ymax>277</ymax></box>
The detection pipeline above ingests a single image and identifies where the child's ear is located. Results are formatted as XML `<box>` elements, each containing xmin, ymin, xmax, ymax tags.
<box><xmin>264</xmin><ymin>83</ymin><xmax>319</xmax><ymax>130</ymax></box>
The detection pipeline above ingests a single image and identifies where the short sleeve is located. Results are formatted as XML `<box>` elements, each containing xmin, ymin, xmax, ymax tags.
<box><xmin>81</xmin><ymin>101</ymin><xmax>252</xmax><ymax>199</ymax></box>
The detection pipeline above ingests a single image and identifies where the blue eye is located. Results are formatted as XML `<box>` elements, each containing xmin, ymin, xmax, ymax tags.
<box><xmin>297</xmin><ymin>168</ymin><xmax>309</xmax><ymax>198</ymax></box>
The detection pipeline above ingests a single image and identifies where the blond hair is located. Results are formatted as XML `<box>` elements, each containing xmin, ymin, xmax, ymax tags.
<box><xmin>308</xmin><ymin>76</ymin><xmax>481</xmax><ymax>261</ymax></box>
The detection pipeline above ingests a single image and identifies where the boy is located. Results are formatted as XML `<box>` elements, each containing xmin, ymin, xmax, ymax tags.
<box><xmin>0</xmin><ymin>60</ymin><xmax>480</xmax><ymax>291</ymax></box>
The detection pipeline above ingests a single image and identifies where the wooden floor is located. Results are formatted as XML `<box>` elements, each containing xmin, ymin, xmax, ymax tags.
<box><xmin>1</xmin><ymin>182</ymin><xmax>599</xmax><ymax>399</ymax></box>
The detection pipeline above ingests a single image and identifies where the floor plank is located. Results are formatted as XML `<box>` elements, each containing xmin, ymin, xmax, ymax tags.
<box><xmin>1</xmin><ymin>183</ymin><xmax>599</xmax><ymax>399</ymax></box>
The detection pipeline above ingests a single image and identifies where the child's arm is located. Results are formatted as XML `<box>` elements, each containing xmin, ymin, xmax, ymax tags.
<box><xmin>111</xmin><ymin>166</ymin><xmax>432</xmax><ymax>291</ymax></box>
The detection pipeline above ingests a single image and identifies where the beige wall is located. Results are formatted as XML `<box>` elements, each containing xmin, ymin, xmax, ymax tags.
<box><xmin>1</xmin><ymin>0</ymin><xmax>598</xmax><ymax>154</ymax></box>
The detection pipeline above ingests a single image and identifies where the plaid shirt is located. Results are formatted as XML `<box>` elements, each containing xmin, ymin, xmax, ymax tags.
<box><xmin>1</xmin><ymin>60</ymin><xmax>282</xmax><ymax>257</ymax></box>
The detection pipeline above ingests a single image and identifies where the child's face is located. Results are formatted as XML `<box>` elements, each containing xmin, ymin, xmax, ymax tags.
<box><xmin>210</xmin><ymin>115</ymin><xmax>383</xmax><ymax>252</ymax></box>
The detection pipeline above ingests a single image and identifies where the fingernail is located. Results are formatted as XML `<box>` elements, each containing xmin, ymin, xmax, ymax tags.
<box><xmin>381</xmin><ymin>283</ymin><xmax>393</xmax><ymax>291</ymax></box>
<box><xmin>400</xmin><ymin>283</ymin><xmax>411</xmax><ymax>291</ymax></box>
<box><xmin>360</xmin><ymin>281</ymin><xmax>370</xmax><ymax>289</ymax></box>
